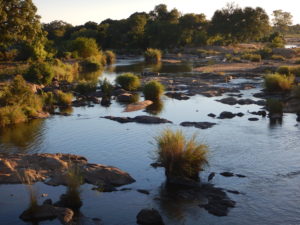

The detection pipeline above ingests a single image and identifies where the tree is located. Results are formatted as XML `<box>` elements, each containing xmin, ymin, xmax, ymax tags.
<box><xmin>272</xmin><ymin>10</ymin><xmax>293</xmax><ymax>34</ymax></box>
<box><xmin>0</xmin><ymin>0</ymin><xmax>46</xmax><ymax>59</ymax></box>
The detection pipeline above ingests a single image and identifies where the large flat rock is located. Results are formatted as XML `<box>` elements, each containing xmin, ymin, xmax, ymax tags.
<box><xmin>0</xmin><ymin>153</ymin><xmax>135</xmax><ymax>187</ymax></box>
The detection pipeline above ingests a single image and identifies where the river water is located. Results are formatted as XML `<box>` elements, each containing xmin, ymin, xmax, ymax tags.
<box><xmin>0</xmin><ymin>59</ymin><xmax>300</xmax><ymax>225</ymax></box>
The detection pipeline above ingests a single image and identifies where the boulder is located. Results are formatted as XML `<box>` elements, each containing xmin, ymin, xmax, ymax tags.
<box><xmin>136</xmin><ymin>209</ymin><xmax>165</xmax><ymax>225</ymax></box>
<box><xmin>218</xmin><ymin>111</ymin><xmax>236</xmax><ymax>119</ymax></box>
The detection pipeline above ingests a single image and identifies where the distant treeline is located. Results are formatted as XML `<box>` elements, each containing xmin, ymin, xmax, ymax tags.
<box><xmin>0</xmin><ymin>2</ymin><xmax>295</xmax><ymax>61</ymax></box>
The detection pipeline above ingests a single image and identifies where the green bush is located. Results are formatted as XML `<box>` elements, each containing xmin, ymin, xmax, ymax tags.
<box><xmin>143</xmin><ymin>80</ymin><xmax>164</xmax><ymax>101</ymax></box>
<box><xmin>115</xmin><ymin>73</ymin><xmax>140</xmax><ymax>91</ymax></box>
<box><xmin>24</xmin><ymin>62</ymin><xmax>54</xmax><ymax>85</ymax></box>
<box><xmin>70</xmin><ymin>37</ymin><xmax>100</xmax><ymax>58</ymax></box>
<box><xmin>104</xmin><ymin>50</ymin><xmax>116</xmax><ymax>65</ymax></box>
<box><xmin>241</xmin><ymin>53</ymin><xmax>261</xmax><ymax>62</ymax></box>
<box><xmin>277</xmin><ymin>66</ymin><xmax>291</xmax><ymax>76</ymax></box>
<box><xmin>52</xmin><ymin>59</ymin><xmax>79</xmax><ymax>82</ymax></box>
<box><xmin>154</xmin><ymin>129</ymin><xmax>208</xmax><ymax>181</ymax></box>
<box><xmin>75</xmin><ymin>81</ymin><xmax>97</xmax><ymax>95</ymax></box>
<box><xmin>100</xmin><ymin>78</ymin><xmax>113</xmax><ymax>98</ymax></box>
<box><xmin>80</xmin><ymin>59</ymin><xmax>101</xmax><ymax>72</ymax></box>
<box><xmin>266</xmin><ymin>99</ymin><xmax>283</xmax><ymax>114</ymax></box>
<box><xmin>271</xmin><ymin>55</ymin><xmax>285</xmax><ymax>61</ymax></box>
<box><xmin>55</xmin><ymin>90</ymin><xmax>73</xmax><ymax>106</ymax></box>
<box><xmin>0</xmin><ymin>106</ymin><xmax>27</xmax><ymax>127</ymax></box>
<box><xmin>264</xmin><ymin>73</ymin><xmax>295</xmax><ymax>92</ymax></box>
<box><xmin>144</xmin><ymin>48</ymin><xmax>162</xmax><ymax>63</ymax></box>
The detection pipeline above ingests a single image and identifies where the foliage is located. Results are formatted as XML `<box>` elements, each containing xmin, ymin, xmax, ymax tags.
<box><xmin>241</xmin><ymin>53</ymin><xmax>261</xmax><ymax>62</ymax></box>
<box><xmin>104</xmin><ymin>50</ymin><xmax>116</xmax><ymax>64</ymax></box>
<box><xmin>54</xmin><ymin>90</ymin><xmax>73</xmax><ymax>106</ymax></box>
<box><xmin>70</xmin><ymin>37</ymin><xmax>100</xmax><ymax>58</ymax></box>
<box><xmin>144</xmin><ymin>48</ymin><xmax>162</xmax><ymax>63</ymax></box>
<box><xmin>266</xmin><ymin>99</ymin><xmax>283</xmax><ymax>114</ymax></box>
<box><xmin>75</xmin><ymin>80</ymin><xmax>97</xmax><ymax>95</ymax></box>
<box><xmin>143</xmin><ymin>80</ymin><xmax>164</xmax><ymax>101</ymax></box>
<box><xmin>264</xmin><ymin>73</ymin><xmax>295</xmax><ymax>92</ymax></box>
<box><xmin>154</xmin><ymin>129</ymin><xmax>208</xmax><ymax>180</ymax></box>
<box><xmin>80</xmin><ymin>59</ymin><xmax>102</xmax><ymax>72</ymax></box>
<box><xmin>52</xmin><ymin>59</ymin><xmax>79</xmax><ymax>82</ymax></box>
<box><xmin>272</xmin><ymin>10</ymin><xmax>293</xmax><ymax>34</ymax></box>
<box><xmin>258</xmin><ymin>47</ymin><xmax>273</xmax><ymax>59</ymax></box>
<box><xmin>115</xmin><ymin>73</ymin><xmax>140</xmax><ymax>91</ymax></box>
<box><xmin>24</xmin><ymin>62</ymin><xmax>54</xmax><ymax>85</ymax></box>
<box><xmin>100</xmin><ymin>78</ymin><xmax>113</xmax><ymax>98</ymax></box>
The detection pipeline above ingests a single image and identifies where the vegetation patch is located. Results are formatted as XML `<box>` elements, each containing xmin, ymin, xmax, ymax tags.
<box><xmin>264</xmin><ymin>73</ymin><xmax>295</xmax><ymax>92</ymax></box>
<box><xmin>144</xmin><ymin>48</ymin><xmax>162</xmax><ymax>63</ymax></box>
<box><xmin>143</xmin><ymin>80</ymin><xmax>164</xmax><ymax>101</ymax></box>
<box><xmin>115</xmin><ymin>73</ymin><xmax>140</xmax><ymax>91</ymax></box>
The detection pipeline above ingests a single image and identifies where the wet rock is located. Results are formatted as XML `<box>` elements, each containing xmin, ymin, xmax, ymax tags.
<box><xmin>112</xmin><ymin>88</ymin><xmax>128</xmax><ymax>96</ymax></box>
<box><xmin>119</xmin><ymin>188</ymin><xmax>132</xmax><ymax>191</ymax></box>
<box><xmin>180</xmin><ymin>121</ymin><xmax>217</xmax><ymax>129</ymax></box>
<box><xmin>208</xmin><ymin>172</ymin><xmax>216</xmax><ymax>182</ymax></box>
<box><xmin>20</xmin><ymin>204</ymin><xmax>73</xmax><ymax>224</ymax></box>
<box><xmin>248</xmin><ymin>117</ymin><xmax>259</xmax><ymax>121</ymax></box>
<box><xmin>0</xmin><ymin>153</ymin><xmax>135</xmax><ymax>188</ymax></box>
<box><xmin>217</xmin><ymin>97</ymin><xmax>237</xmax><ymax>105</ymax></box>
<box><xmin>249</xmin><ymin>111</ymin><xmax>267</xmax><ymax>117</ymax></box>
<box><xmin>165</xmin><ymin>92</ymin><xmax>190</xmax><ymax>100</ymax></box>
<box><xmin>217</xmin><ymin>97</ymin><xmax>265</xmax><ymax>106</ymax></box>
<box><xmin>236</xmin><ymin>174</ymin><xmax>246</xmax><ymax>178</ymax></box>
<box><xmin>102</xmin><ymin>115</ymin><xmax>172</xmax><ymax>124</ymax></box>
<box><xmin>218</xmin><ymin>111</ymin><xmax>236</xmax><ymax>119</ymax></box>
<box><xmin>137</xmin><ymin>189</ymin><xmax>150</xmax><ymax>195</ymax></box>
<box><xmin>136</xmin><ymin>209</ymin><xmax>165</xmax><ymax>225</ymax></box>
<box><xmin>297</xmin><ymin>113</ymin><xmax>300</xmax><ymax>122</ymax></box>
<box><xmin>117</xmin><ymin>93</ymin><xmax>133</xmax><ymax>102</ymax></box>
<box><xmin>124</xmin><ymin>100</ymin><xmax>153</xmax><ymax>112</ymax></box>
<box><xmin>207</xmin><ymin>113</ymin><xmax>216</xmax><ymax>118</ymax></box>
<box><xmin>226</xmin><ymin>190</ymin><xmax>241</xmax><ymax>195</ymax></box>
<box><xmin>150</xmin><ymin>162</ymin><xmax>163</xmax><ymax>168</ymax></box>
<box><xmin>220</xmin><ymin>172</ymin><xmax>234</xmax><ymax>177</ymax></box>
<box><xmin>236</xmin><ymin>112</ymin><xmax>244</xmax><ymax>117</ymax></box>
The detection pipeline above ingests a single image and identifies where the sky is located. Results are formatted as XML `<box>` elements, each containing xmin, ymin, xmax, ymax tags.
<box><xmin>33</xmin><ymin>0</ymin><xmax>300</xmax><ymax>25</ymax></box>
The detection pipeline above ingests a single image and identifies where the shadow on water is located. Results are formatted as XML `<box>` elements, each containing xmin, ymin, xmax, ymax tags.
<box><xmin>0</xmin><ymin>119</ymin><xmax>45</xmax><ymax>153</ymax></box>
<box><xmin>145</xmin><ymin>100</ymin><xmax>164</xmax><ymax>115</ymax></box>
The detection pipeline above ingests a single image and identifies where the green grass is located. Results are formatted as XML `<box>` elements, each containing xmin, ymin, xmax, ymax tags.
<box><xmin>144</xmin><ymin>48</ymin><xmax>162</xmax><ymax>63</ymax></box>
<box><xmin>154</xmin><ymin>129</ymin><xmax>208</xmax><ymax>181</ymax></box>
<box><xmin>264</xmin><ymin>73</ymin><xmax>295</xmax><ymax>92</ymax></box>
<box><xmin>143</xmin><ymin>80</ymin><xmax>164</xmax><ymax>101</ymax></box>
<box><xmin>55</xmin><ymin>90</ymin><xmax>73</xmax><ymax>106</ymax></box>
<box><xmin>115</xmin><ymin>73</ymin><xmax>140</xmax><ymax>91</ymax></box>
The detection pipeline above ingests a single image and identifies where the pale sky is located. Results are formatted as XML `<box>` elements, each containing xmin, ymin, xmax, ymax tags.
<box><xmin>33</xmin><ymin>0</ymin><xmax>300</xmax><ymax>25</ymax></box>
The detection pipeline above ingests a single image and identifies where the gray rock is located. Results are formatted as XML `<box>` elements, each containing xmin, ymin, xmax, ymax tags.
<box><xmin>180</xmin><ymin>121</ymin><xmax>217</xmax><ymax>129</ymax></box>
<box><xmin>218</xmin><ymin>111</ymin><xmax>236</xmax><ymax>119</ymax></box>
<box><xmin>102</xmin><ymin>115</ymin><xmax>172</xmax><ymax>124</ymax></box>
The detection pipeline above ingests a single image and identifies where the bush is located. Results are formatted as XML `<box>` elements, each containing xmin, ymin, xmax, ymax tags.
<box><xmin>80</xmin><ymin>59</ymin><xmax>101</xmax><ymax>72</ymax></box>
<box><xmin>277</xmin><ymin>66</ymin><xmax>291</xmax><ymax>76</ymax></box>
<box><xmin>241</xmin><ymin>53</ymin><xmax>261</xmax><ymax>62</ymax></box>
<box><xmin>0</xmin><ymin>106</ymin><xmax>27</xmax><ymax>127</ymax></box>
<box><xmin>271</xmin><ymin>55</ymin><xmax>285</xmax><ymax>61</ymax></box>
<box><xmin>264</xmin><ymin>73</ymin><xmax>295</xmax><ymax>92</ymax></box>
<box><xmin>258</xmin><ymin>47</ymin><xmax>273</xmax><ymax>59</ymax></box>
<box><xmin>144</xmin><ymin>48</ymin><xmax>162</xmax><ymax>63</ymax></box>
<box><xmin>104</xmin><ymin>50</ymin><xmax>116</xmax><ymax>65</ymax></box>
<box><xmin>24</xmin><ymin>62</ymin><xmax>54</xmax><ymax>85</ymax></box>
<box><xmin>70</xmin><ymin>37</ymin><xmax>100</xmax><ymax>58</ymax></box>
<box><xmin>75</xmin><ymin>80</ymin><xmax>97</xmax><ymax>95</ymax></box>
<box><xmin>266</xmin><ymin>99</ymin><xmax>283</xmax><ymax>114</ymax></box>
<box><xmin>290</xmin><ymin>66</ymin><xmax>300</xmax><ymax>77</ymax></box>
<box><xmin>100</xmin><ymin>78</ymin><xmax>113</xmax><ymax>98</ymax></box>
<box><xmin>115</xmin><ymin>73</ymin><xmax>140</xmax><ymax>91</ymax></box>
<box><xmin>52</xmin><ymin>59</ymin><xmax>79</xmax><ymax>82</ymax></box>
<box><xmin>143</xmin><ymin>80</ymin><xmax>164</xmax><ymax>101</ymax></box>
<box><xmin>55</xmin><ymin>90</ymin><xmax>73</xmax><ymax>106</ymax></box>
<box><xmin>154</xmin><ymin>129</ymin><xmax>208</xmax><ymax>181</ymax></box>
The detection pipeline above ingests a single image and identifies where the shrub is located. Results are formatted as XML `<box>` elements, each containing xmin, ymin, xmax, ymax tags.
<box><xmin>70</xmin><ymin>37</ymin><xmax>100</xmax><ymax>58</ymax></box>
<box><xmin>24</xmin><ymin>62</ymin><xmax>54</xmax><ymax>85</ymax></box>
<box><xmin>258</xmin><ymin>47</ymin><xmax>272</xmax><ymax>59</ymax></box>
<box><xmin>55</xmin><ymin>90</ymin><xmax>73</xmax><ymax>106</ymax></box>
<box><xmin>154</xmin><ymin>129</ymin><xmax>208</xmax><ymax>181</ymax></box>
<box><xmin>144</xmin><ymin>48</ymin><xmax>162</xmax><ymax>63</ymax></box>
<box><xmin>80</xmin><ymin>59</ymin><xmax>101</xmax><ymax>72</ymax></box>
<box><xmin>264</xmin><ymin>73</ymin><xmax>295</xmax><ymax>92</ymax></box>
<box><xmin>75</xmin><ymin>80</ymin><xmax>97</xmax><ymax>95</ymax></box>
<box><xmin>115</xmin><ymin>73</ymin><xmax>140</xmax><ymax>91</ymax></box>
<box><xmin>100</xmin><ymin>78</ymin><xmax>113</xmax><ymax>98</ymax></box>
<box><xmin>104</xmin><ymin>50</ymin><xmax>116</xmax><ymax>65</ymax></box>
<box><xmin>266</xmin><ymin>99</ymin><xmax>283</xmax><ymax>114</ymax></box>
<box><xmin>52</xmin><ymin>59</ymin><xmax>79</xmax><ymax>82</ymax></box>
<box><xmin>277</xmin><ymin>66</ymin><xmax>291</xmax><ymax>76</ymax></box>
<box><xmin>0</xmin><ymin>106</ymin><xmax>27</xmax><ymax>127</ymax></box>
<box><xmin>143</xmin><ymin>80</ymin><xmax>164</xmax><ymax>101</ymax></box>
<box><xmin>241</xmin><ymin>53</ymin><xmax>261</xmax><ymax>62</ymax></box>
<box><xmin>271</xmin><ymin>54</ymin><xmax>285</xmax><ymax>61</ymax></box>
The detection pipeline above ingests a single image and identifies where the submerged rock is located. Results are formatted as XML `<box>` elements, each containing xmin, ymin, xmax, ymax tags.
<box><xmin>165</xmin><ymin>92</ymin><xmax>190</xmax><ymax>100</ymax></box>
<box><xmin>248</xmin><ymin>117</ymin><xmax>259</xmax><ymax>121</ymax></box>
<box><xmin>207</xmin><ymin>113</ymin><xmax>216</xmax><ymax>118</ymax></box>
<box><xmin>180</xmin><ymin>121</ymin><xmax>217</xmax><ymax>129</ymax></box>
<box><xmin>218</xmin><ymin>111</ymin><xmax>236</xmax><ymax>119</ymax></box>
<box><xmin>217</xmin><ymin>97</ymin><xmax>265</xmax><ymax>106</ymax></box>
<box><xmin>0</xmin><ymin>153</ymin><xmax>135</xmax><ymax>188</ymax></box>
<box><xmin>136</xmin><ymin>209</ymin><xmax>165</xmax><ymax>225</ymax></box>
<box><xmin>102</xmin><ymin>115</ymin><xmax>172</xmax><ymax>124</ymax></box>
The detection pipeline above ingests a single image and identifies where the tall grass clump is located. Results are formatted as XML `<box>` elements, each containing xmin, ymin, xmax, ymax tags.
<box><xmin>24</xmin><ymin>62</ymin><xmax>54</xmax><ymax>85</ymax></box>
<box><xmin>52</xmin><ymin>59</ymin><xmax>79</xmax><ymax>82</ymax></box>
<box><xmin>75</xmin><ymin>80</ymin><xmax>97</xmax><ymax>95</ymax></box>
<box><xmin>115</xmin><ymin>73</ymin><xmax>140</xmax><ymax>91</ymax></box>
<box><xmin>55</xmin><ymin>90</ymin><xmax>73</xmax><ymax>106</ymax></box>
<box><xmin>264</xmin><ymin>73</ymin><xmax>295</xmax><ymax>92</ymax></box>
<box><xmin>104</xmin><ymin>50</ymin><xmax>116</xmax><ymax>65</ymax></box>
<box><xmin>154</xmin><ymin>129</ymin><xmax>208</xmax><ymax>183</ymax></box>
<box><xmin>143</xmin><ymin>80</ymin><xmax>164</xmax><ymax>101</ymax></box>
<box><xmin>100</xmin><ymin>78</ymin><xmax>114</xmax><ymax>98</ymax></box>
<box><xmin>144</xmin><ymin>48</ymin><xmax>162</xmax><ymax>63</ymax></box>
<box><xmin>241</xmin><ymin>53</ymin><xmax>261</xmax><ymax>62</ymax></box>
<box><xmin>277</xmin><ymin>66</ymin><xmax>291</xmax><ymax>76</ymax></box>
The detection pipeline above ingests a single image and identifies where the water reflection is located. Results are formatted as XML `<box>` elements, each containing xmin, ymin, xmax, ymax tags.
<box><xmin>0</xmin><ymin>119</ymin><xmax>45</xmax><ymax>153</ymax></box>
<box><xmin>145</xmin><ymin>100</ymin><xmax>164</xmax><ymax>115</ymax></box>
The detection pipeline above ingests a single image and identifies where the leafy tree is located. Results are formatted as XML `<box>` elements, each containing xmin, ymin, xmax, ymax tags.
<box><xmin>272</xmin><ymin>10</ymin><xmax>293</xmax><ymax>34</ymax></box>
<box><xmin>70</xmin><ymin>37</ymin><xmax>100</xmax><ymax>58</ymax></box>
<box><xmin>0</xmin><ymin>0</ymin><xmax>46</xmax><ymax>59</ymax></box>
